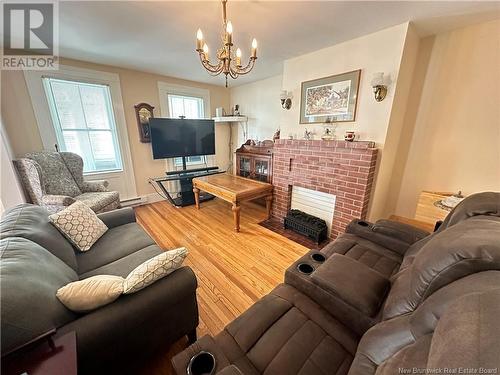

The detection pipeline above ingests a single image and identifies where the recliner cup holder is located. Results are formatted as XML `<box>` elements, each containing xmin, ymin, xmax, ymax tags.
<box><xmin>357</xmin><ymin>221</ymin><xmax>370</xmax><ymax>227</ymax></box>
<box><xmin>297</xmin><ymin>263</ymin><xmax>314</xmax><ymax>275</ymax></box>
<box><xmin>310</xmin><ymin>253</ymin><xmax>326</xmax><ymax>263</ymax></box>
<box><xmin>187</xmin><ymin>351</ymin><xmax>216</xmax><ymax>375</ymax></box>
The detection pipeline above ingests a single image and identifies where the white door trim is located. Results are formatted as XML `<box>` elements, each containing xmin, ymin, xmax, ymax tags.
<box><xmin>23</xmin><ymin>64</ymin><xmax>138</xmax><ymax>200</ymax></box>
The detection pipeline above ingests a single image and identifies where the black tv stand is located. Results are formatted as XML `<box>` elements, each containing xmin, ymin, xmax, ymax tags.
<box><xmin>151</xmin><ymin>161</ymin><xmax>223</xmax><ymax>207</ymax></box>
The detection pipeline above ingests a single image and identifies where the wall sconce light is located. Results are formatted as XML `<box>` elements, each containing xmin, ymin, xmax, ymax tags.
<box><xmin>280</xmin><ymin>90</ymin><xmax>292</xmax><ymax>110</ymax></box>
<box><xmin>371</xmin><ymin>72</ymin><xmax>388</xmax><ymax>102</ymax></box>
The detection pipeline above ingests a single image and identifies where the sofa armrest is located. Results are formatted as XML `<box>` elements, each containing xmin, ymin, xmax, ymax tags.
<box><xmin>81</xmin><ymin>180</ymin><xmax>109</xmax><ymax>192</ymax></box>
<box><xmin>97</xmin><ymin>207</ymin><xmax>136</xmax><ymax>228</ymax></box>
<box><xmin>40</xmin><ymin>194</ymin><xmax>76</xmax><ymax>206</ymax></box>
<box><xmin>217</xmin><ymin>365</ymin><xmax>244</xmax><ymax>375</ymax></box>
<box><xmin>58</xmin><ymin>266</ymin><xmax>198</xmax><ymax>374</ymax></box>
<box><xmin>346</xmin><ymin>219</ymin><xmax>429</xmax><ymax>255</ymax></box>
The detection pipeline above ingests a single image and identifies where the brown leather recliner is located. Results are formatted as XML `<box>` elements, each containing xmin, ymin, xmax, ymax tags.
<box><xmin>173</xmin><ymin>192</ymin><xmax>500</xmax><ymax>374</ymax></box>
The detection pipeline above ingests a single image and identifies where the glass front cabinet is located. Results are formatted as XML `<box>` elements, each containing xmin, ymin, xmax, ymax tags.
<box><xmin>235</xmin><ymin>141</ymin><xmax>274</xmax><ymax>184</ymax></box>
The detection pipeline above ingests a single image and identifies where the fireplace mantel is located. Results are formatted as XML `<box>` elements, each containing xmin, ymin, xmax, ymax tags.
<box><xmin>271</xmin><ymin>139</ymin><xmax>378</xmax><ymax>239</ymax></box>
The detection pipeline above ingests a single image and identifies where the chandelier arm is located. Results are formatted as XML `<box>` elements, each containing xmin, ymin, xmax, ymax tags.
<box><xmin>199</xmin><ymin>55</ymin><xmax>224</xmax><ymax>75</ymax></box>
<box><xmin>233</xmin><ymin>58</ymin><xmax>256</xmax><ymax>75</ymax></box>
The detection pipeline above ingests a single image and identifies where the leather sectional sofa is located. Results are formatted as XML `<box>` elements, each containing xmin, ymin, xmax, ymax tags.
<box><xmin>173</xmin><ymin>192</ymin><xmax>500</xmax><ymax>374</ymax></box>
<box><xmin>0</xmin><ymin>204</ymin><xmax>199</xmax><ymax>374</ymax></box>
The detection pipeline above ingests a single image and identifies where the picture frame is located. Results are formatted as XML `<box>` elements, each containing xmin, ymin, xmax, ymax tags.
<box><xmin>299</xmin><ymin>69</ymin><xmax>361</xmax><ymax>124</ymax></box>
<box><xmin>134</xmin><ymin>103</ymin><xmax>155</xmax><ymax>143</ymax></box>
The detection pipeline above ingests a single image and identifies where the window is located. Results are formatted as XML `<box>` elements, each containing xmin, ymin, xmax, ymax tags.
<box><xmin>43</xmin><ymin>78</ymin><xmax>123</xmax><ymax>174</ymax></box>
<box><xmin>167</xmin><ymin>94</ymin><xmax>207</xmax><ymax>166</ymax></box>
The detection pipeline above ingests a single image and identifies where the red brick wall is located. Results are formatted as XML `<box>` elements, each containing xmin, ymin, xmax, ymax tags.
<box><xmin>272</xmin><ymin>139</ymin><xmax>378</xmax><ymax>239</ymax></box>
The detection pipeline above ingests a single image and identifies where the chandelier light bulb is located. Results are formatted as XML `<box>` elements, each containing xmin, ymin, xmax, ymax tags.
<box><xmin>197</xmin><ymin>29</ymin><xmax>203</xmax><ymax>40</ymax></box>
<box><xmin>236</xmin><ymin>48</ymin><xmax>242</xmax><ymax>58</ymax></box>
<box><xmin>226</xmin><ymin>21</ymin><xmax>233</xmax><ymax>34</ymax></box>
<box><xmin>203</xmin><ymin>43</ymin><xmax>209</xmax><ymax>54</ymax></box>
<box><xmin>252</xmin><ymin>38</ymin><xmax>258</xmax><ymax>49</ymax></box>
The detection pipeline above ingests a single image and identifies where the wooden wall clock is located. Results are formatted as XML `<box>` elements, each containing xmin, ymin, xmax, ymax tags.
<box><xmin>134</xmin><ymin>103</ymin><xmax>155</xmax><ymax>143</ymax></box>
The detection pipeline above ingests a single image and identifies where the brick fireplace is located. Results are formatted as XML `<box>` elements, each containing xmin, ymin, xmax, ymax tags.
<box><xmin>272</xmin><ymin>139</ymin><xmax>378</xmax><ymax>239</ymax></box>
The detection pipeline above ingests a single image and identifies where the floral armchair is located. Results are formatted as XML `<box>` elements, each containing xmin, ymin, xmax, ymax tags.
<box><xmin>14</xmin><ymin>151</ymin><xmax>120</xmax><ymax>214</ymax></box>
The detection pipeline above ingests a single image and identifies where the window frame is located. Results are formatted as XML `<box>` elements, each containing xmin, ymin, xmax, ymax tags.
<box><xmin>23</xmin><ymin>65</ymin><xmax>138</xmax><ymax>200</ymax></box>
<box><xmin>42</xmin><ymin>77</ymin><xmax>124</xmax><ymax>174</ymax></box>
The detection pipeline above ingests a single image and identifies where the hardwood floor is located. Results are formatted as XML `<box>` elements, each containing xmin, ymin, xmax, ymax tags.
<box><xmin>135</xmin><ymin>198</ymin><xmax>308</xmax><ymax>374</ymax></box>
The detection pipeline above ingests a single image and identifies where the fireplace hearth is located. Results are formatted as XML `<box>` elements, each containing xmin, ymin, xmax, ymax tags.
<box><xmin>284</xmin><ymin>209</ymin><xmax>328</xmax><ymax>244</ymax></box>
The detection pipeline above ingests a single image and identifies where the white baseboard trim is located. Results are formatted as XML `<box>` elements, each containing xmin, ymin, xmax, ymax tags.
<box><xmin>142</xmin><ymin>193</ymin><xmax>166</xmax><ymax>205</ymax></box>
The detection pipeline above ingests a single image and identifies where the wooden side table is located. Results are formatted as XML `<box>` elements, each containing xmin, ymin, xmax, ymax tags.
<box><xmin>2</xmin><ymin>331</ymin><xmax>77</xmax><ymax>375</ymax></box>
<box><xmin>415</xmin><ymin>191</ymin><xmax>453</xmax><ymax>226</ymax></box>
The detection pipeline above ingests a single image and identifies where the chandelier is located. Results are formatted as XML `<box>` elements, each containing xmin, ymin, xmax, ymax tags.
<box><xmin>195</xmin><ymin>0</ymin><xmax>258</xmax><ymax>87</ymax></box>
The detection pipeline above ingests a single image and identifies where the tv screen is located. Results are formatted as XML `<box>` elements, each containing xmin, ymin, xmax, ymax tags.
<box><xmin>150</xmin><ymin>118</ymin><xmax>216</xmax><ymax>160</ymax></box>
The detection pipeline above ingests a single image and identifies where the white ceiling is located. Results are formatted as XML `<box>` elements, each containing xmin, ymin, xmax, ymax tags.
<box><xmin>58</xmin><ymin>1</ymin><xmax>500</xmax><ymax>87</ymax></box>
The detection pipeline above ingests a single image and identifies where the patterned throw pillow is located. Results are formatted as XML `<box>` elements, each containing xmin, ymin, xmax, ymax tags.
<box><xmin>123</xmin><ymin>247</ymin><xmax>188</xmax><ymax>294</ymax></box>
<box><xmin>49</xmin><ymin>201</ymin><xmax>108</xmax><ymax>252</ymax></box>
<box><xmin>56</xmin><ymin>275</ymin><xmax>124</xmax><ymax>312</ymax></box>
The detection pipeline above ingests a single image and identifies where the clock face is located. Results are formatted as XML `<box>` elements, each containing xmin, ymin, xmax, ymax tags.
<box><xmin>138</xmin><ymin>108</ymin><xmax>151</xmax><ymax>124</ymax></box>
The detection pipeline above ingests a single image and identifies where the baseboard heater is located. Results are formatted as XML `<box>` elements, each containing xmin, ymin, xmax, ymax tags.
<box><xmin>120</xmin><ymin>197</ymin><xmax>145</xmax><ymax>207</ymax></box>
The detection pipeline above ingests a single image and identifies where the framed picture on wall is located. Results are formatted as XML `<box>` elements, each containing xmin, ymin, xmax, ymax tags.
<box><xmin>299</xmin><ymin>69</ymin><xmax>361</xmax><ymax>124</ymax></box>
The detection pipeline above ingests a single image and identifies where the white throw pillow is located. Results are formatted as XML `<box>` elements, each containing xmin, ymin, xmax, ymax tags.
<box><xmin>56</xmin><ymin>275</ymin><xmax>124</xmax><ymax>312</ymax></box>
<box><xmin>49</xmin><ymin>201</ymin><xmax>108</xmax><ymax>252</ymax></box>
<box><xmin>123</xmin><ymin>247</ymin><xmax>188</xmax><ymax>294</ymax></box>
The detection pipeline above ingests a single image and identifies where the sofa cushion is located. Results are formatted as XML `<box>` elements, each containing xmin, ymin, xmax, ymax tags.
<box><xmin>76</xmin><ymin>222</ymin><xmax>156</xmax><ymax>275</ymax></box>
<box><xmin>79</xmin><ymin>244</ymin><xmax>163</xmax><ymax>278</ymax></box>
<box><xmin>25</xmin><ymin>151</ymin><xmax>81</xmax><ymax>197</ymax></box>
<box><xmin>215</xmin><ymin>284</ymin><xmax>359</xmax><ymax>375</ymax></box>
<box><xmin>383</xmin><ymin>217</ymin><xmax>500</xmax><ymax>319</ymax></box>
<box><xmin>49</xmin><ymin>201</ymin><xmax>108</xmax><ymax>252</ymax></box>
<box><xmin>75</xmin><ymin>191</ymin><xmax>120</xmax><ymax>213</ymax></box>
<box><xmin>0</xmin><ymin>237</ymin><xmax>78</xmax><ymax>354</ymax></box>
<box><xmin>427</xmin><ymin>290</ymin><xmax>500</xmax><ymax>369</ymax></box>
<box><xmin>438</xmin><ymin>191</ymin><xmax>500</xmax><ymax>230</ymax></box>
<box><xmin>0</xmin><ymin>204</ymin><xmax>78</xmax><ymax>271</ymax></box>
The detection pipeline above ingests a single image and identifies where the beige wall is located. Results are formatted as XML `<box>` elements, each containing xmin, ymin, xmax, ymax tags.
<box><xmin>226</xmin><ymin>23</ymin><xmax>415</xmax><ymax>220</ymax></box>
<box><xmin>1</xmin><ymin>58</ymin><xmax>230</xmax><ymax>197</ymax></box>
<box><xmin>230</xmin><ymin>75</ymin><xmax>283</xmax><ymax>143</ymax></box>
<box><xmin>394</xmin><ymin>19</ymin><xmax>500</xmax><ymax>217</ymax></box>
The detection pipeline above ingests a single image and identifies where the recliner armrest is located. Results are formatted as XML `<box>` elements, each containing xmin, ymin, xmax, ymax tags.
<box><xmin>97</xmin><ymin>207</ymin><xmax>136</xmax><ymax>228</ymax></box>
<box><xmin>346</xmin><ymin>219</ymin><xmax>429</xmax><ymax>255</ymax></box>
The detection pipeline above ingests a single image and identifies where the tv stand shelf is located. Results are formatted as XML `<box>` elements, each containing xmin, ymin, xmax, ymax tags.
<box><xmin>151</xmin><ymin>167</ymin><xmax>223</xmax><ymax>207</ymax></box>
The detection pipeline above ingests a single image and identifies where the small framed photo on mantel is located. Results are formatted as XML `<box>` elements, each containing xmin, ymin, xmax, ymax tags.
<box><xmin>299</xmin><ymin>69</ymin><xmax>361</xmax><ymax>124</ymax></box>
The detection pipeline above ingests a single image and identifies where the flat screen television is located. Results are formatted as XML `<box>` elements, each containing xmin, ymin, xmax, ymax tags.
<box><xmin>150</xmin><ymin>118</ymin><xmax>215</xmax><ymax>160</ymax></box>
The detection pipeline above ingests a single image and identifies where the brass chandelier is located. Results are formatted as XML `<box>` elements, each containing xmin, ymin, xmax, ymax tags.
<box><xmin>196</xmin><ymin>0</ymin><xmax>258</xmax><ymax>87</ymax></box>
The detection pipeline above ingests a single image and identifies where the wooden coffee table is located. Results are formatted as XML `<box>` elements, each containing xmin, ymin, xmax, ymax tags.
<box><xmin>192</xmin><ymin>173</ymin><xmax>273</xmax><ymax>232</ymax></box>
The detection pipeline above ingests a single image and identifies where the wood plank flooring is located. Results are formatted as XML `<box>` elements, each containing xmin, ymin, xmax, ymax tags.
<box><xmin>135</xmin><ymin>198</ymin><xmax>308</xmax><ymax>374</ymax></box>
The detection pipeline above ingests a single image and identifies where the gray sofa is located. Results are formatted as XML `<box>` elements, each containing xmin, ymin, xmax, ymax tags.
<box><xmin>0</xmin><ymin>204</ymin><xmax>199</xmax><ymax>374</ymax></box>
<box><xmin>173</xmin><ymin>192</ymin><xmax>500</xmax><ymax>374</ymax></box>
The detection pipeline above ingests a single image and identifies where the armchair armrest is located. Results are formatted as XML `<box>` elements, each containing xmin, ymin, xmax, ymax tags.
<box><xmin>40</xmin><ymin>195</ymin><xmax>76</xmax><ymax>206</ymax></box>
<box><xmin>97</xmin><ymin>207</ymin><xmax>136</xmax><ymax>228</ymax></box>
<box><xmin>81</xmin><ymin>180</ymin><xmax>109</xmax><ymax>192</ymax></box>
<box><xmin>346</xmin><ymin>219</ymin><xmax>430</xmax><ymax>255</ymax></box>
